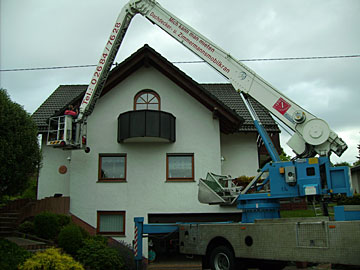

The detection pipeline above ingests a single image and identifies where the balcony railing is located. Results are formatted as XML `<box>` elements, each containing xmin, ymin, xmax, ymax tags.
<box><xmin>118</xmin><ymin>110</ymin><xmax>175</xmax><ymax>143</ymax></box>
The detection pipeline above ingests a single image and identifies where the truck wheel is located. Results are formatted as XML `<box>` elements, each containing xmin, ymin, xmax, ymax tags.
<box><xmin>209</xmin><ymin>245</ymin><xmax>235</xmax><ymax>270</ymax></box>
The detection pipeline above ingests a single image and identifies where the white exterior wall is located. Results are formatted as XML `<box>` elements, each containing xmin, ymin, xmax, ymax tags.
<box><xmin>37</xmin><ymin>136</ymin><xmax>70</xmax><ymax>199</ymax></box>
<box><xmin>37</xmin><ymin>66</ymin><xmax>261</xmax><ymax>253</ymax></box>
<box><xmin>351</xmin><ymin>170</ymin><xmax>360</xmax><ymax>194</ymax></box>
<box><xmin>69</xmin><ymin>66</ymin><xmax>240</xmax><ymax>249</ymax></box>
<box><xmin>220</xmin><ymin>133</ymin><xmax>259</xmax><ymax>178</ymax></box>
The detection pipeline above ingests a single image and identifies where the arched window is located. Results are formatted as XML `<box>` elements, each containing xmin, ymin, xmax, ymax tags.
<box><xmin>134</xmin><ymin>90</ymin><xmax>160</xmax><ymax>110</ymax></box>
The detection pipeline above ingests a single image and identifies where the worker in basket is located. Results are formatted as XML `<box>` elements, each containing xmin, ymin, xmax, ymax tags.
<box><xmin>64</xmin><ymin>105</ymin><xmax>78</xmax><ymax>118</ymax></box>
<box><xmin>64</xmin><ymin>104</ymin><xmax>79</xmax><ymax>143</ymax></box>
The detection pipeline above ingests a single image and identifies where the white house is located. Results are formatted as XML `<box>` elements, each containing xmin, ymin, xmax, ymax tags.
<box><xmin>351</xmin><ymin>165</ymin><xmax>360</xmax><ymax>194</ymax></box>
<box><xmin>32</xmin><ymin>45</ymin><xmax>280</xmax><ymax>254</ymax></box>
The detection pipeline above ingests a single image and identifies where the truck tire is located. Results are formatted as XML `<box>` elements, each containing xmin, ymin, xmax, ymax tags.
<box><xmin>209</xmin><ymin>245</ymin><xmax>235</xmax><ymax>270</ymax></box>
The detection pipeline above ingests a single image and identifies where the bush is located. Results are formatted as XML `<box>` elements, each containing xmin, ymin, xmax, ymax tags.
<box><xmin>77</xmin><ymin>238</ymin><xmax>124</xmax><ymax>270</ymax></box>
<box><xmin>234</xmin><ymin>175</ymin><xmax>254</xmax><ymax>186</ymax></box>
<box><xmin>337</xmin><ymin>194</ymin><xmax>360</xmax><ymax>205</ymax></box>
<box><xmin>109</xmin><ymin>240</ymin><xmax>135</xmax><ymax>270</ymax></box>
<box><xmin>20</xmin><ymin>177</ymin><xmax>37</xmax><ymax>199</ymax></box>
<box><xmin>18</xmin><ymin>220</ymin><xmax>35</xmax><ymax>235</ymax></box>
<box><xmin>58</xmin><ymin>224</ymin><xmax>84</xmax><ymax>256</ymax></box>
<box><xmin>34</xmin><ymin>212</ymin><xmax>60</xmax><ymax>240</ymax></box>
<box><xmin>91</xmin><ymin>234</ymin><xmax>108</xmax><ymax>245</ymax></box>
<box><xmin>0</xmin><ymin>238</ymin><xmax>31</xmax><ymax>270</ymax></box>
<box><xmin>56</xmin><ymin>214</ymin><xmax>71</xmax><ymax>228</ymax></box>
<box><xmin>19</xmin><ymin>247</ymin><xmax>84</xmax><ymax>270</ymax></box>
<box><xmin>78</xmin><ymin>225</ymin><xmax>90</xmax><ymax>239</ymax></box>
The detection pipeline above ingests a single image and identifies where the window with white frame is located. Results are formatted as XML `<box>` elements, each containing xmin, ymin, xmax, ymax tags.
<box><xmin>166</xmin><ymin>153</ymin><xmax>194</xmax><ymax>181</ymax></box>
<box><xmin>98</xmin><ymin>154</ymin><xmax>126</xmax><ymax>181</ymax></box>
<box><xmin>134</xmin><ymin>90</ymin><xmax>160</xmax><ymax>110</ymax></box>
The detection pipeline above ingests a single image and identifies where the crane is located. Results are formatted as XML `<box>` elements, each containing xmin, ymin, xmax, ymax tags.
<box><xmin>46</xmin><ymin>0</ymin><xmax>354</xmax><ymax>222</ymax></box>
<box><xmin>45</xmin><ymin>1</ymin><xmax>359</xmax><ymax>269</ymax></box>
<box><xmin>48</xmin><ymin>0</ymin><xmax>347</xmax><ymax>160</ymax></box>
<box><xmin>81</xmin><ymin>0</ymin><xmax>347</xmax><ymax>158</ymax></box>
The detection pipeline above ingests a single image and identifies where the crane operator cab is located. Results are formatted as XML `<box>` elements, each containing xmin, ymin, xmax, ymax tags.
<box><xmin>46</xmin><ymin>105</ymin><xmax>87</xmax><ymax>150</ymax></box>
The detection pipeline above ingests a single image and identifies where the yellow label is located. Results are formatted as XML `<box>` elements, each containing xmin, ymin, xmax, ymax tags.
<box><xmin>308</xmin><ymin>157</ymin><xmax>318</xmax><ymax>164</ymax></box>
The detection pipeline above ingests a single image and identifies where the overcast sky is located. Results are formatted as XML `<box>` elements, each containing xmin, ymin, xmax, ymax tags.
<box><xmin>1</xmin><ymin>0</ymin><xmax>359</xmax><ymax>164</ymax></box>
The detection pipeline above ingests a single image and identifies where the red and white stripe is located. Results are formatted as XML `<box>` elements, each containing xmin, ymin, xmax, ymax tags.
<box><xmin>134</xmin><ymin>226</ymin><xmax>138</xmax><ymax>257</ymax></box>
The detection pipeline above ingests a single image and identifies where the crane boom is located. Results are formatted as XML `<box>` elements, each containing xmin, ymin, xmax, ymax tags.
<box><xmin>78</xmin><ymin>0</ymin><xmax>347</xmax><ymax>157</ymax></box>
<box><xmin>78</xmin><ymin>4</ymin><xmax>136</xmax><ymax>120</ymax></box>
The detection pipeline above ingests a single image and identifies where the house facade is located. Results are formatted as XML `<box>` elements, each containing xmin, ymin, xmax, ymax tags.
<box><xmin>32</xmin><ymin>45</ymin><xmax>280</xmax><ymax>252</ymax></box>
<box><xmin>351</xmin><ymin>165</ymin><xmax>360</xmax><ymax>194</ymax></box>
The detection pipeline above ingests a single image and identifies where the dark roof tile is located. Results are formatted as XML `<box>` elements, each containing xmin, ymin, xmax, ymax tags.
<box><xmin>32</xmin><ymin>85</ymin><xmax>86</xmax><ymax>132</ymax></box>
<box><xmin>32</xmin><ymin>46</ymin><xmax>279</xmax><ymax>134</ymax></box>
<box><xmin>201</xmin><ymin>83</ymin><xmax>279</xmax><ymax>132</ymax></box>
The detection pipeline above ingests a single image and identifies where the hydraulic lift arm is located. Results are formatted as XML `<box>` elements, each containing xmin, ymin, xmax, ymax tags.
<box><xmin>77</xmin><ymin>3</ymin><xmax>136</xmax><ymax>126</ymax></box>
<box><xmin>71</xmin><ymin>3</ymin><xmax>358</xmax><ymax>268</ymax></box>
<box><xmin>77</xmin><ymin>0</ymin><xmax>347</xmax><ymax>158</ymax></box>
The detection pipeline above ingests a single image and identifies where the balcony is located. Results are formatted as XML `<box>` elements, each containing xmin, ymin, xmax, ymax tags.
<box><xmin>118</xmin><ymin>110</ymin><xmax>176</xmax><ymax>143</ymax></box>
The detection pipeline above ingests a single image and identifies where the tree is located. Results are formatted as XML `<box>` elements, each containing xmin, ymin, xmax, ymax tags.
<box><xmin>279</xmin><ymin>147</ymin><xmax>291</xmax><ymax>161</ymax></box>
<box><xmin>334</xmin><ymin>161</ymin><xmax>351</xmax><ymax>167</ymax></box>
<box><xmin>0</xmin><ymin>89</ymin><xmax>41</xmax><ymax>200</ymax></box>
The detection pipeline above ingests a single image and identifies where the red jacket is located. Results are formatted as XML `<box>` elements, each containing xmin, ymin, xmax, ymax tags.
<box><xmin>64</xmin><ymin>110</ymin><xmax>77</xmax><ymax>116</ymax></box>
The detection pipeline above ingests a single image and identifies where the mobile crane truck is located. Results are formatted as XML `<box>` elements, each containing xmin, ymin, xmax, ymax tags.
<box><xmin>46</xmin><ymin>0</ymin><xmax>360</xmax><ymax>269</ymax></box>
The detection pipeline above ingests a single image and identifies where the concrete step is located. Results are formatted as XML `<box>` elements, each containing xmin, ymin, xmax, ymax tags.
<box><xmin>0</xmin><ymin>213</ymin><xmax>20</xmax><ymax>223</ymax></box>
<box><xmin>0</xmin><ymin>216</ymin><xmax>18</xmax><ymax>222</ymax></box>
<box><xmin>0</xmin><ymin>230</ymin><xmax>15</xmax><ymax>237</ymax></box>
<box><xmin>5</xmin><ymin>236</ymin><xmax>53</xmax><ymax>252</ymax></box>
<box><xmin>0</xmin><ymin>212</ymin><xmax>20</xmax><ymax>218</ymax></box>
<box><xmin>0</xmin><ymin>225</ymin><xmax>16</xmax><ymax>231</ymax></box>
<box><xmin>0</xmin><ymin>210</ymin><xmax>20</xmax><ymax>214</ymax></box>
<box><xmin>0</xmin><ymin>216</ymin><xmax>17</xmax><ymax>223</ymax></box>
<box><xmin>0</xmin><ymin>222</ymin><xmax>17</xmax><ymax>228</ymax></box>
<box><xmin>0</xmin><ymin>227</ymin><xmax>17</xmax><ymax>237</ymax></box>
<box><xmin>0</xmin><ymin>211</ymin><xmax>21</xmax><ymax>236</ymax></box>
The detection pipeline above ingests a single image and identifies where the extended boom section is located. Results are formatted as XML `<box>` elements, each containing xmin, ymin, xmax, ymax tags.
<box><xmin>138</xmin><ymin>0</ymin><xmax>347</xmax><ymax>158</ymax></box>
<box><xmin>47</xmin><ymin>0</ymin><xmax>347</xmax><ymax>158</ymax></box>
<box><xmin>78</xmin><ymin>4</ymin><xmax>136</xmax><ymax>119</ymax></box>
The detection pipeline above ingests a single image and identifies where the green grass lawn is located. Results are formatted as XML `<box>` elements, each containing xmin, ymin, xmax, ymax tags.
<box><xmin>280</xmin><ymin>204</ymin><xmax>335</xmax><ymax>218</ymax></box>
<box><xmin>280</xmin><ymin>209</ymin><xmax>316</xmax><ymax>218</ymax></box>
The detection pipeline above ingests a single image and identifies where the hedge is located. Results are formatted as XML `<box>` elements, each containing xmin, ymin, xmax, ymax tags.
<box><xmin>0</xmin><ymin>238</ymin><xmax>31</xmax><ymax>270</ymax></box>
